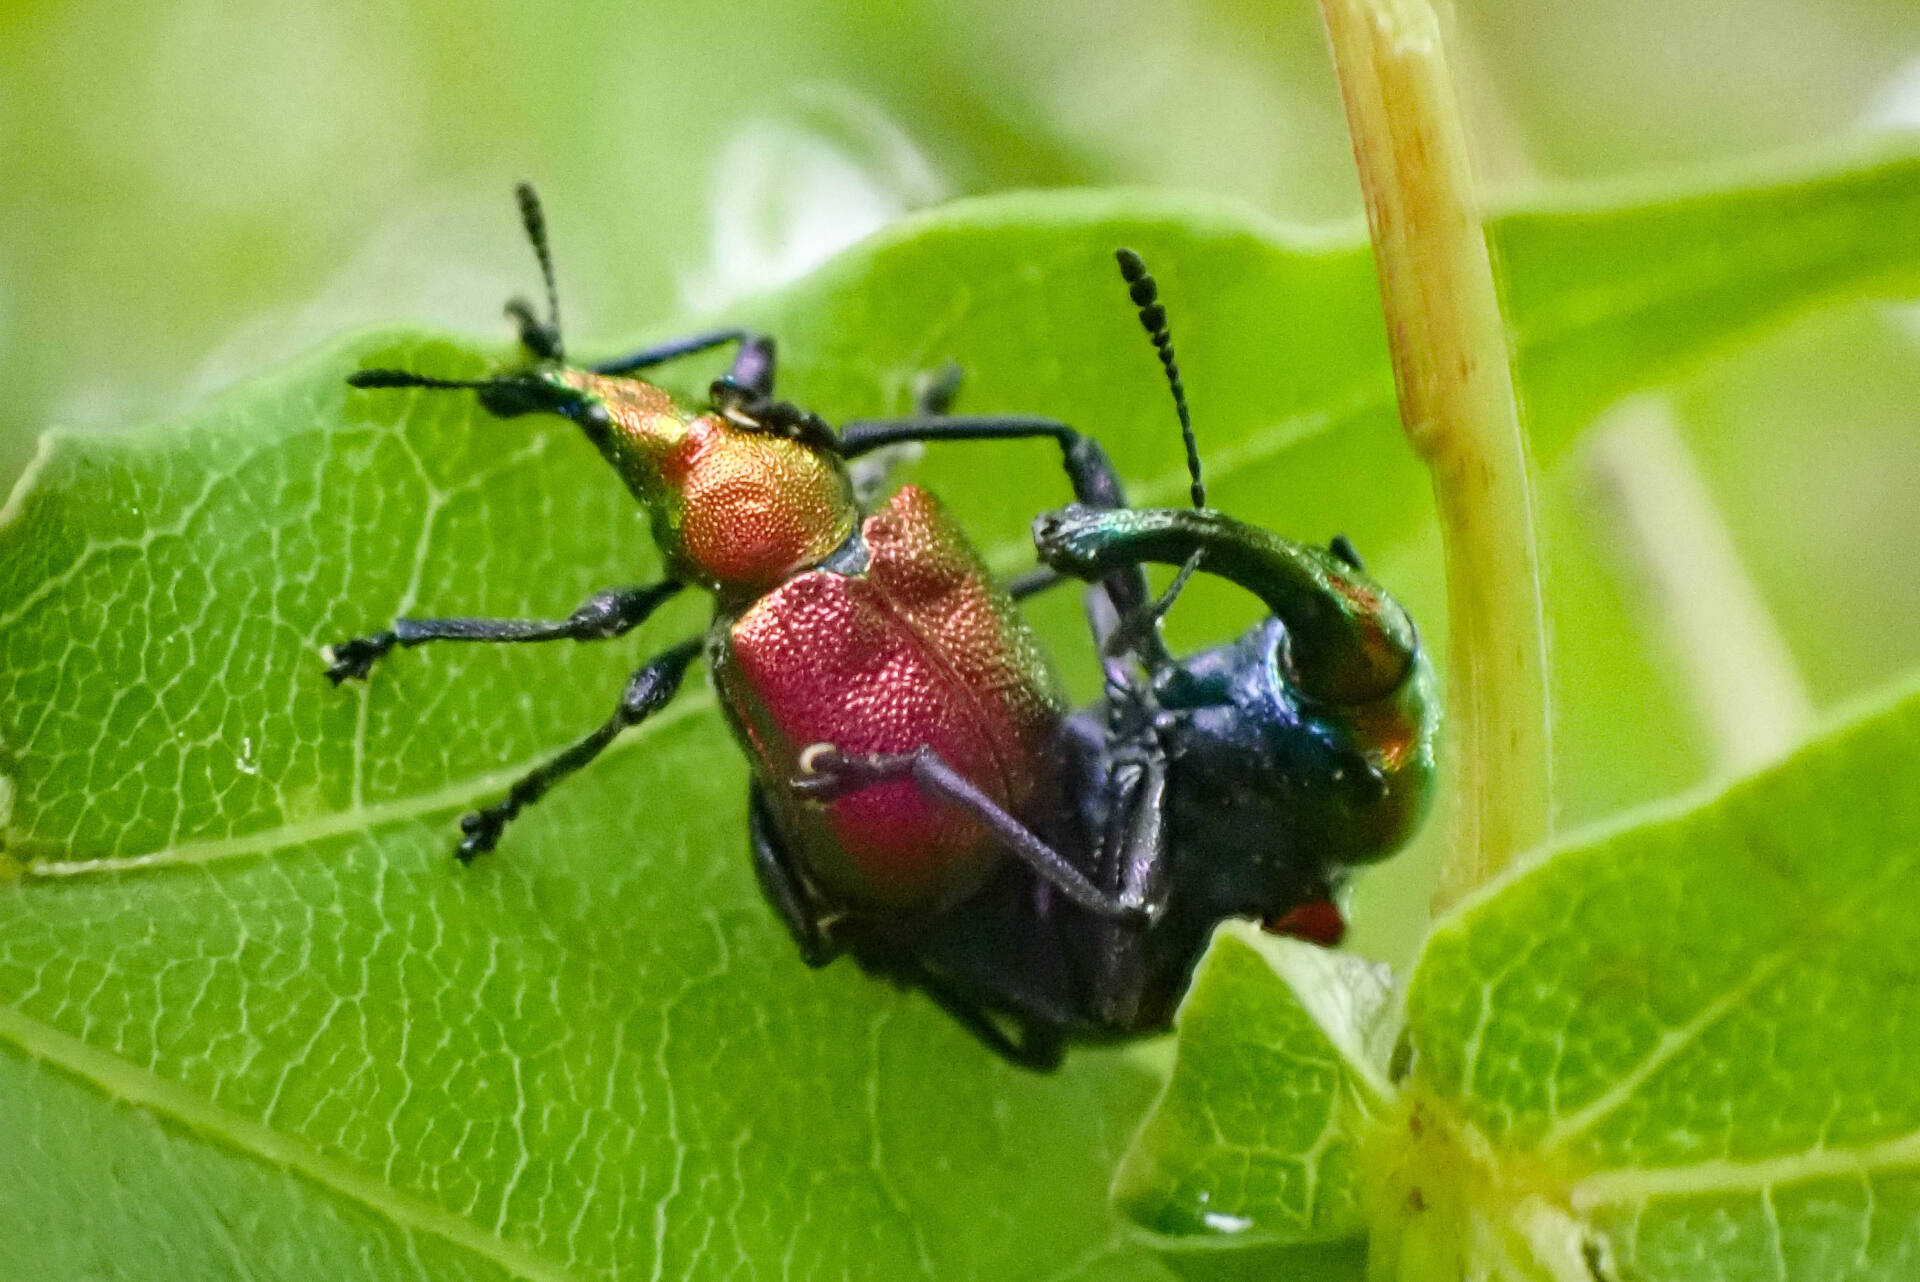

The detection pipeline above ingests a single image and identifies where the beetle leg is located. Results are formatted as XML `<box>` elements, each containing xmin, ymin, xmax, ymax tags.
<box><xmin>590</xmin><ymin>328</ymin><xmax>776</xmax><ymax>399</ymax></box>
<box><xmin>847</xmin><ymin>364</ymin><xmax>963</xmax><ymax>505</ymax></box>
<box><xmin>1001</xmin><ymin>565</ymin><xmax>1066</xmax><ymax>601</ymax></box>
<box><xmin>848</xmin><ymin>373</ymin><xmax>1099</xmax><ymax>615</ymax></box>
<box><xmin>837</xmin><ymin>414</ymin><xmax>1127</xmax><ymax>506</ymax></box>
<box><xmin>454</xmin><ymin>637</ymin><xmax>703</xmax><ymax>862</ymax></box>
<box><xmin>324</xmin><ymin>580</ymin><xmax>684</xmax><ymax>684</ymax></box>
<box><xmin>855</xmin><ymin>376</ymin><xmax>1097</xmax><ymax>614</ymax></box>
<box><xmin>756</xmin><ymin>765</ymin><xmax>1072</xmax><ymax>1067</ymax></box>
<box><xmin>1004</xmin><ymin>561</ymin><xmax>1141</xmax><ymax>691</ymax></box>
<box><xmin>1086</xmin><ymin>745</ymin><xmax>1173</xmax><ymax>1030</ymax></box>
<box><xmin>885</xmin><ymin>953</ymin><xmax>1067</xmax><ymax>1072</ymax></box>
<box><xmin>868</xmin><ymin>368</ymin><xmax>1083</xmax><ymax>612</ymax></box>
<box><xmin>791</xmin><ymin>746</ymin><xmax>1147</xmax><ymax>925</ymax></box>
<box><xmin>747</xmin><ymin>785</ymin><xmax>847</xmax><ymax>969</ymax></box>
<box><xmin>1100</xmin><ymin>549</ymin><xmax>1204</xmax><ymax>665</ymax></box>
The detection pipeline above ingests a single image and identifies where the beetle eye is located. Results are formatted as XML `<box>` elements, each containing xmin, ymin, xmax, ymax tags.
<box><xmin>577</xmin><ymin>402</ymin><xmax>612</xmax><ymax>433</ymax></box>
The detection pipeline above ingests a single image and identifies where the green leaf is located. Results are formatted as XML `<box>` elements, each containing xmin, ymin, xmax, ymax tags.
<box><xmin>1113</xmin><ymin>928</ymin><xmax>1390</xmax><ymax>1244</ymax></box>
<box><xmin>0</xmin><ymin>334</ymin><xmax>1170</xmax><ymax>1282</ymax></box>
<box><xmin>1120</xmin><ymin>680</ymin><xmax>1920</xmax><ymax>1280</ymax></box>
<box><xmin>6</xmin><ymin>148</ymin><xmax>1920</xmax><ymax>1278</ymax></box>
<box><xmin>1149</xmin><ymin>1239</ymin><xmax>1370</xmax><ymax>1282</ymax></box>
<box><xmin>1499</xmin><ymin>141</ymin><xmax>1920</xmax><ymax>443</ymax></box>
<box><xmin>1397</xmin><ymin>677</ymin><xmax>1920</xmax><ymax>1280</ymax></box>
<box><xmin>711</xmin><ymin>146</ymin><xmax>1920</xmax><ymax>593</ymax></box>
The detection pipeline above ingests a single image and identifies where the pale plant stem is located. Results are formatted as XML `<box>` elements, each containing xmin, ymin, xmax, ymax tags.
<box><xmin>1317</xmin><ymin>0</ymin><xmax>1552</xmax><ymax>910</ymax></box>
<box><xmin>1584</xmin><ymin>397</ymin><xmax>1815</xmax><ymax>771</ymax></box>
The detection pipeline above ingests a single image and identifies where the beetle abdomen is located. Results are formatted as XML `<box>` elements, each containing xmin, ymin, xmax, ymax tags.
<box><xmin>718</xmin><ymin>486</ymin><xmax>1067</xmax><ymax>911</ymax></box>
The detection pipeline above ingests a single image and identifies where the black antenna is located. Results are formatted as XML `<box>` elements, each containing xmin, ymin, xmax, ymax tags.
<box><xmin>348</xmin><ymin>370</ymin><xmax>492</xmax><ymax>391</ymax></box>
<box><xmin>507</xmin><ymin>182</ymin><xmax>565</xmax><ymax>362</ymax></box>
<box><xmin>1115</xmin><ymin>248</ymin><xmax>1204</xmax><ymax>509</ymax></box>
<box><xmin>347</xmin><ymin>368</ymin><xmax>582</xmax><ymax>422</ymax></box>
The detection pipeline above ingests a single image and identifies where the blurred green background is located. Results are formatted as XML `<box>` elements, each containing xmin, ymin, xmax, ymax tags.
<box><xmin>6</xmin><ymin>0</ymin><xmax>1920</xmax><ymax>932</ymax></box>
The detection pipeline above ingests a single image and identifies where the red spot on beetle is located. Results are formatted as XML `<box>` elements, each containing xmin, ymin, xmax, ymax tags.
<box><xmin>1263</xmin><ymin>898</ymin><xmax>1346</xmax><ymax>946</ymax></box>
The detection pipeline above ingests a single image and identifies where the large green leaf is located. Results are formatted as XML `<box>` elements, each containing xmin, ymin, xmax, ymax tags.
<box><xmin>1407</xmin><ymin>679</ymin><xmax>1920</xmax><ymax>1280</ymax></box>
<box><xmin>5</xmin><ymin>148</ymin><xmax>1920</xmax><ymax>1278</ymax></box>
<box><xmin>1121</xmin><ymin>678</ymin><xmax>1920</xmax><ymax>1280</ymax></box>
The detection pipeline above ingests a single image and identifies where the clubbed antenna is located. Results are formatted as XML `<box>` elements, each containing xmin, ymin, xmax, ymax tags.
<box><xmin>508</xmin><ymin>182</ymin><xmax>565</xmax><ymax>362</ymax></box>
<box><xmin>1115</xmin><ymin>248</ymin><xmax>1204</xmax><ymax>509</ymax></box>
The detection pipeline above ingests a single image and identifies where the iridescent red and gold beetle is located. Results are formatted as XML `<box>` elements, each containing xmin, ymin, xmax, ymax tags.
<box><xmin>329</xmin><ymin>186</ymin><xmax>1437</xmax><ymax>1067</ymax></box>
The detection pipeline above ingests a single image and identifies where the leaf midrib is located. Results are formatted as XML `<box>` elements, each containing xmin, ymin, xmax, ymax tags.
<box><xmin>19</xmin><ymin>693</ymin><xmax>714</xmax><ymax>880</ymax></box>
<box><xmin>0</xmin><ymin>1002</ymin><xmax>582</xmax><ymax>1282</ymax></box>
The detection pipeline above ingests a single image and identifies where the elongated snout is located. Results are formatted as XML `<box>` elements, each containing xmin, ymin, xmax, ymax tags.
<box><xmin>1032</xmin><ymin>504</ymin><xmax>1418</xmax><ymax>707</ymax></box>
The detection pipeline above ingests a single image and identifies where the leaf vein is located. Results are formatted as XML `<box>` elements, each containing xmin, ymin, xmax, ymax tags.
<box><xmin>20</xmin><ymin>694</ymin><xmax>713</xmax><ymax>879</ymax></box>
<box><xmin>0</xmin><ymin>1002</ymin><xmax>582</xmax><ymax>1282</ymax></box>
<box><xmin>1571</xmin><ymin>1124</ymin><xmax>1920</xmax><ymax>1208</ymax></box>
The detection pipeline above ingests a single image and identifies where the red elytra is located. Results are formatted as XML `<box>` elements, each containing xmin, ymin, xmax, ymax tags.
<box><xmin>717</xmin><ymin>485</ymin><xmax>1066</xmax><ymax>912</ymax></box>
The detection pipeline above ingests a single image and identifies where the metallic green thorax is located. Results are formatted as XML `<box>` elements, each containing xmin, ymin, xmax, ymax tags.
<box><xmin>1033</xmin><ymin>505</ymin><xmax>1419</xmax><ymax>707</ymax></box>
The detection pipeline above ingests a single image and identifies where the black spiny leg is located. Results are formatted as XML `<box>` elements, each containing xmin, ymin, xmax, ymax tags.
<box><xmin>851</xmin><ymin>366</ymin><xmax>1097</xmax><ymax>615</ymax></box>
<box><xmin>748</xmin><ymin>786</ymin><xmax>846</xmax><ymax>968</ymax></box>
<box><xmin>839</xmin><ymin>414</ymin><xmax>1131</xmax><ymax>510</ymax></box>
<box><xmin>791</xmin><ymin>746</ymin><xmax>1146</xmax><ymax>924</ymax></box>
<box><xmin>591</xmin><ymin>328</ymin><xmax>777</xmax><ymax>400</ymax></box>
<box><xmin>1087</xmin><ymin>746</ymin><xmax>1173</xmax><ymax>1030</ymax></box>
<box><xmin>1100</xmin><ymin>549</ymin><xmax>1204</xmax><ymax>668</ymax></box>
<box><xmin>324</xmin><ymin>581</ymin><xmax>683</xmax><ymax>684</ymax></box>
<box><xmin>753</xmin><ymin>771</ymin><xmax>1067</xmax><ymax>1067</ymax></box>
<box><xmin>1004</xmin><ymin>565</ymin><xmax>1067</xmax><ymax>602</ymax></box>
<box><xmin>888</xmin><ymin>954</ymin><xmax>1067</xmax><ymax>1071</ymax></box>
<box><xmin>849</xmin><ymin>361</ymin><xmax>983</xmax><ymax>508</ymax></box>
<box><xmin>456</xmin><ymin>638</ymin><xmax>703</xmax><ymax>861</ymax></box>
